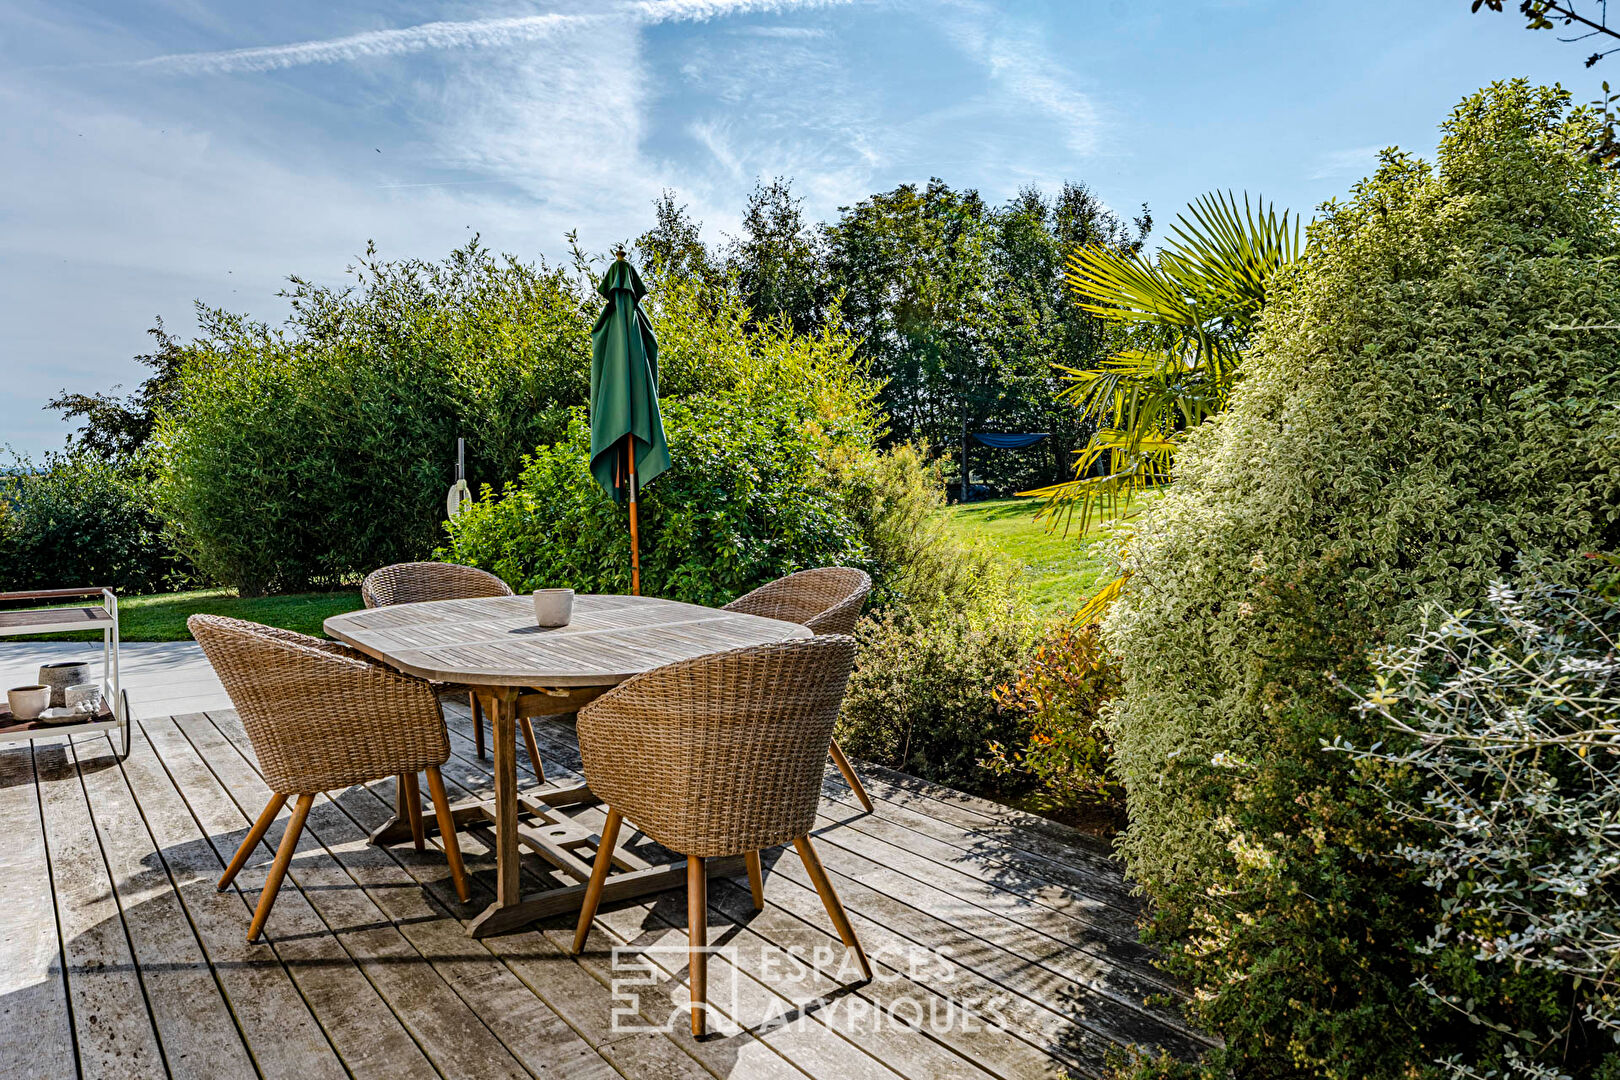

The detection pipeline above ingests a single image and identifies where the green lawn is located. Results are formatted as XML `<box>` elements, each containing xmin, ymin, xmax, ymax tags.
<box><xmin>10</xmin><ymin>500</ymin><xmax>1113</xmax><ymax>640</ymax></box>
<box><xmin>940</xmin><ymin>497</ymin><xmax>1129</xmax><ymax>616</ymax></box>
<box><xmin>9</xmin><ymin>588</ymin><xmax>365</xmax><ymax>642</ymax></box>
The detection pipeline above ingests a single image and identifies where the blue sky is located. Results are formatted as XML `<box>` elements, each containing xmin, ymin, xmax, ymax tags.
<box><xmin>0</xmin><ymin>0</ymin><xmax>1597</xmax><ymax>456</ymax></box>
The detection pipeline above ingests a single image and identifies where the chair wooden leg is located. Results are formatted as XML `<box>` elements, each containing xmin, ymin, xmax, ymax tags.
<box><xmin>218</xmin><ymin>793</ymin><xmax>288</xmax><ymax>891</ymax></box>
<box><xmin>571</xmin><ymin>808</ymin><xmax>623</xmax><ymax>953</ymax></box>
<box><xmin>745</xmin><ymin>850</ymin><xmax>766</xmax><ymax>910</ymax></box>
<box><xmin>519</xmin><ymin>717</ymin><xmax>546</xmax><ymax>783</ymax></box>
<box><xmin>793</xmin><ymin>835</ymin><xmax>872</xmax><ymax>981</ymax></box>
<box><xmin>688</xmin><ymin>855</ymin><xmax>708</xmax><ymax>1037</ymax></box>
<box><xmin>248</xmin><ymin>793</ymin><xmax>313</xmax><ymax>942</ymax></box>
<box><xmin>423</xmin><ymin>767</ymin><xmax>471</xmax><ymax>903</ymax></box>
<box><xmin>471</xmin><ymin>692</ymin><xmax>485</xmax><ymax>759</ymax></box>
<box><xmin>829</xmin><ymin>740</ymin><xmax>873</xmax><ymax>813</ymax></box>
<box><xmin>402</xmin><ymin>772</ymin><xmax>425</xmax><ymax>852</ymax></box>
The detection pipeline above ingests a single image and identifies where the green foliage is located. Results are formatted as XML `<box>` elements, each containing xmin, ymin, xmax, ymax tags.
<box><xmin>727</xmin><ymin>177</ymin><xmax>825</xmax><ymax>333</ymax></box>
<box><xmin>636</xmin><ymin>177</ymin><xmax>1144</xmax><ymax>492</ymax></box>
<box><xmin>1336</xmin><ymin>582</ymin><xmax>1620</xmax><ymax>1078</ymax></box>
<box><xmin>440</xmin><ymin>274</ymin><xmax>890</xmax><ymax>606</ymax></box>
<box><xmin>440</xmin><ymin>396</ymin><xmax>864</xmax><ymax>606</ymax></box>
<box><xmin>830</xmin><ymin>446</ymin><xmax>1045</xmax><ymax>796</ymax></box>
<box><xmin>832</xmin><ymin>443</ymin><xmax>1014</xmax><ymax>618</ymax></box>
<box><xmin>1033</xmin><ymin>192</ymin><xmax>1301</xmax><ymax>581</ymax></box>
<box><xmin>836</xmin><ymin>596</ymin><xmax>1035</xmax><ymax>793</ymax></box>
<box><xmin>0</xmin><ymin>452</ymin><xmax>189</xmax><ymax>595</ymax></box>
<box><xmin>48</xmin><ymin>320</ymin><xmax>186</xmax><ymax>461</ymax></box>
<box><xmin>985</xmin><ymin>622</ymin><xmax>1123</xmax><ymax>815</ymax></box>
<box><xmin>826</xmin><ymin>179</ymin><xmax>1145</xmax><ymax>491</ymax></box>
<box><xmin>153</xmin><ymin>241</ymin><xmax>592</xmax><ymax>594</ymax></box>
<box><xmin>1104</xmin><ymin>82</ymin><xmax>1620</xmax><ymax>1077</ymax></box>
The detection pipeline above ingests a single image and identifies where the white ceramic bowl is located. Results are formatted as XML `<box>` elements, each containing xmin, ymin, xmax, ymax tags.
<box><xmin>63</xmin><ymin>683</ymin><xmax>101</xmax><ymax>712</ymax></box>
<box><xmin>8</xmin><ymin>685</ymin><xmax>52</xmax><ymax>721</ymax></box>
<box><xmin>533</xmin><ymin>588</ymin><xmax>574</xmax><ymax>628</ymax></box>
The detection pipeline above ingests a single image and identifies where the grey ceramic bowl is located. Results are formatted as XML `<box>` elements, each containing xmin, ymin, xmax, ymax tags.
<box><xmin>63</xmin><ymin>683</ymin><xmax>101</xmax><ymax>712</ymax></box>
<box><xmin>532</xmin><ymin>588</ymin><xmax>574</xmax><ymax>628</ymax></box>
<box><xmin>39</xmin><ymin>661</ymin><xmax>92</xmax><ymax>708</ymax></box>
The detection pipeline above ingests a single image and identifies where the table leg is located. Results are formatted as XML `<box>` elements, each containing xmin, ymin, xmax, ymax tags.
<box><xmin>465</xmin><ymin>682</ymin><xmax>737</xmax><ymax>939</ymax></box>
<box><xmin>369</xmin><ymin>768</ymin><xmax>445</xmax><ymax>847</ymax></box>
<box><xmin>468</xmin><ymin>687</ymin><xmax>522</xmax><ymax>936</ymax></box>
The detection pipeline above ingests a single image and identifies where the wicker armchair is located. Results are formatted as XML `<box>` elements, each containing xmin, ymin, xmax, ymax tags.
<box><xmin>359</xmin><ymin>561</ymin><xmax>513</xmax><ymax>608</ymax></box>
<box><xmin>190</xmin><ymin>615</ymin><xmax>470</xmax><ymax>941</ymax></box>
<box><xmin>570</xmin><ymin>636</ymin><xmax>870</xmax><ymax>1036</ymax></box>
<box><xmin>724</xmin><ymin>567</ymin><xmax>875</xmax><ymax>811</ymax></box>
<box><xmin>361</xmin><ymin>561</ymin><xmax>546</xmax><ymax>779</ymax></box>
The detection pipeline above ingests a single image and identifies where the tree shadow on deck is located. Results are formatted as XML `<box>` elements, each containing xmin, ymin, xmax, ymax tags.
<box><xmin>2</xmin><ymin>713</ymin><xmax>1214</xmax><ymax>1079</ymax></box>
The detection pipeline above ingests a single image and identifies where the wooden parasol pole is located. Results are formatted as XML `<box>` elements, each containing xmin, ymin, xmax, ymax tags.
<box><xmin>626</xmin><ymin>440</ymin><xmax>641</xmax><ymax>596</ymax></box>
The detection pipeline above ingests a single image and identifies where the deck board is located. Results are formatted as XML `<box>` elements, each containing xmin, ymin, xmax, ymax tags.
<box><xmin>133</xmin><ymin>716</ymin><xmax>419</xmax><ymax>1080</ymax></box>
<box><xmin>0</xmin><ymin>695</ymin><xmax>1195</xmax><ymax>1079</ymax></box>
<box><xmin>423</xmin><ymin>721</ymin><xmax>976</xmax><ymax>1080</ymax></box>
<box><xmin>503</xmin><ymin>708</ymin><xmax>1206</xmax><ymax>1063</ymax></box>
<box><xmin>459</xmin><ymin>713</ymin><xmax>1104</xmax><ymax>1078</ymax></box>
<box><xmin>34</xmin><ymin>738</ymin><xmax>167</xmax><ymax>1076</ymax></box>
<box><xmin>69</xmin><ymin>731</ymin><xmax>258</xmax><ymax>1080</ymax></box>
<box><xmin>0</xmin><ymin>744</ymin><xmax>78</xmax><ymax>1080</ymax></box>
<box><xmin>181</xmin><ymin>713</ymin><xmax>611</xmax><ymax>1080</ymax></box>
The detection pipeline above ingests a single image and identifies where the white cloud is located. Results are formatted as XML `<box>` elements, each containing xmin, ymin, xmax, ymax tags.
<box><xmin>128</xmin><ymin>14</ymin><xmax>578</xmax><ymax>75</ymax></box>
<box><xmin>981</xmin><ymin>33</ymin><xmax>1100</xmax><ymax>154</ymax></box>
<box><xmin>939</xmin><ymin>1</ymin><xmax>1102</xmax><ymax>156</ymax></box>
<box><xmin>690</xmin><ymin>120</ymin><xmax>748</xmax><ymax>181</ymax></box>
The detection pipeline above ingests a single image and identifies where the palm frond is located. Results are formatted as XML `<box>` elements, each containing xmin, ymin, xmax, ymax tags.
<box><xmin>1022</xmin><ymin>431</ymin><xmax>1173</xmax><ymax>535</ymax></box>
<box><xmin>1073</xmin><ymin>572</ymin><xmax>1129</xmax><ymax>627</ymax></box>
<box><xmin>1164</xmin><ymin>194</ymin><xmax>1299</xmax><ymax>315</ymax></box>
<box><xmin>1041</xmin><ymin>190</ymin><xmax>1302</xmax><ymax>617</ymax></box>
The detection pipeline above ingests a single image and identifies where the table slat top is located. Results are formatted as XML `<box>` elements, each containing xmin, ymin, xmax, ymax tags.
<box><xmin>323</xmin><ymin>593</ymin><xmax>811</xmax><ymax>687</ymax></box>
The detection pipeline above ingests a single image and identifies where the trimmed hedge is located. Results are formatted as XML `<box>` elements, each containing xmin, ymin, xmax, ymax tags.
<box><xmin>154</xmin><ymin>243</ymin><xmax>592</xmax><ymax>595</ymax></box>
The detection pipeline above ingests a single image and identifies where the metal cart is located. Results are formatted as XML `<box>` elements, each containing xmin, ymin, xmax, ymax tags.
<box><xmin>0</xmin><ymin>588</ymin><xmax>131</xmax><ymax>760</ymax></box>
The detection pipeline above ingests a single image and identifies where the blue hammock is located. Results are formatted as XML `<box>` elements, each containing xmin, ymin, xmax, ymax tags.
<box><xmin>971</xmin><ymin>432</ymin><xmax>1049</xmax><ymax>450</ymax></box>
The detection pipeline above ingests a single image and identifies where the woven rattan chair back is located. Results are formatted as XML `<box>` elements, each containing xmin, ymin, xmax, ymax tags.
<box><xmin>359</xmin><ymin>561</ymin><xmax>543</xmax><ymax>770</ymax></box>
<box><xmin>360</xmin><ymin>562</ymin><xmax>513</xmax><ymax>609</ymax></box>
<box><xmin>722</xmin><ymin>567</ymin><xmax>871</xmax><ymax>637</ymax></box>
<box><xmin>576</xmin><ymin>635</ymin><xmax>857</xmax><ymax>858</ymax></box>
<box><xmin>189</xmin><ymin>614</ymin><xmax>450</xmax><ymax>794</ymax></box>
<box><xmin>723</xmin><ymin>566</ymin><xmax>875</xmax><ymax>811</ymax></box>
<box><xmin>190</xmin><ymin>614</ymin><xmax>473</xmax><ymax>938</ymax></box>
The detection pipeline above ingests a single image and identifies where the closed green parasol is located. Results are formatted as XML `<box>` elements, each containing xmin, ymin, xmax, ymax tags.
<box><xmin>589</xmin><ymin>251</ymin><xmax>669</xmax><ymax>595</ymax></box>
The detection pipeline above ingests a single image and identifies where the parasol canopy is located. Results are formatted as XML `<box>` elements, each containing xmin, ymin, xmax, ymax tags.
<box><xmin>588</xmin><ymin>257</ymin><xmax>669</xmax><ymax>503</ymax></box>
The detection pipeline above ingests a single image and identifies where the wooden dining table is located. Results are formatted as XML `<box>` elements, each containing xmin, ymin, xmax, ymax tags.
<box><xmin>324</xmin><ymin>592</ymin><xmax>811</xmax><ymax>937</ymax></box>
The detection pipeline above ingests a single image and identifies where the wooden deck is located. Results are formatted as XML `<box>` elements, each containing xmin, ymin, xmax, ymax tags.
<box><xmin>0</xmin><ymin>688</ymin><xmax>1208</xmax><ymax>1078</ymax></box>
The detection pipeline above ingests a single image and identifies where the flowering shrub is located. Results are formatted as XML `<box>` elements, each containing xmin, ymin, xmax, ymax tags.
<box><xmin>1335</xmin><ymin>582</ymin><xmax>1620</xmax><ymax>1079</ymax></box>
<box><xmin>985</xmin><ymin>622</ymin><xmax>1123</xmax><ymax>815</ymax></box>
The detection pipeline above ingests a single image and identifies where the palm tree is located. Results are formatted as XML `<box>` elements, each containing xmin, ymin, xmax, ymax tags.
<box><xmin>1026</xmin><ymin>191</ymin><xmax>1302</xmax><ymax>620</ymax></box>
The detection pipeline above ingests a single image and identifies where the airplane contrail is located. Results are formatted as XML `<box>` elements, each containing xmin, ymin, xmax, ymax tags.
<box><xmin>129</xmin><ymin>0</ymin><xmax>852</xmax><ymax>76</ymax></box>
